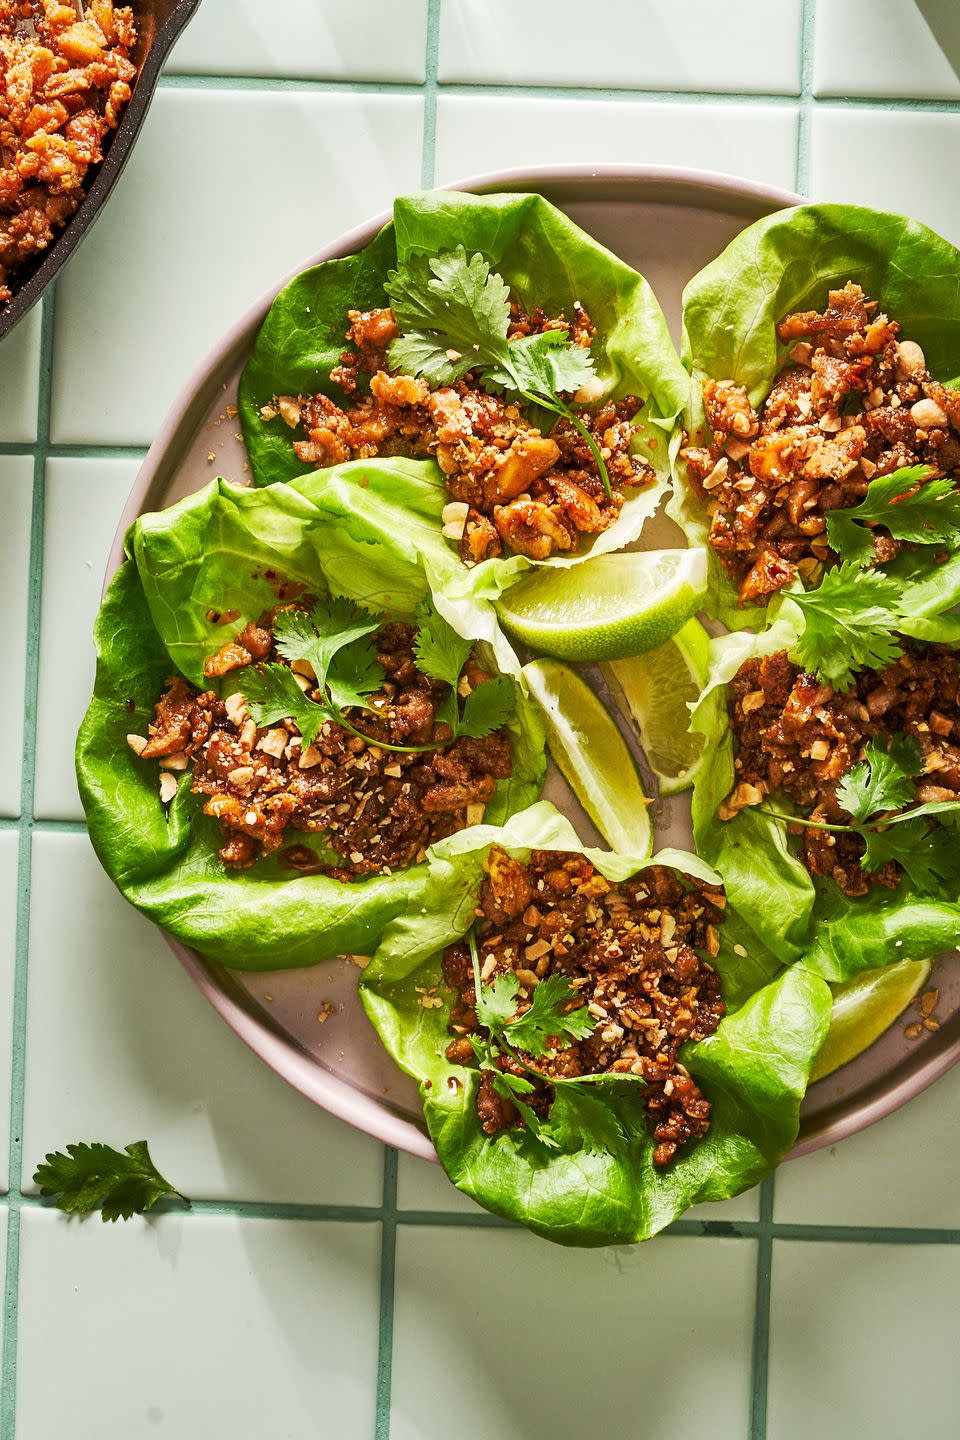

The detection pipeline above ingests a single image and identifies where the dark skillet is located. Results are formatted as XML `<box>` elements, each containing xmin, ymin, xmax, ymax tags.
<box><xmin>0</xmin><ymin>0</ymin><xmax>202</xmax><ymax>342</ymax></box>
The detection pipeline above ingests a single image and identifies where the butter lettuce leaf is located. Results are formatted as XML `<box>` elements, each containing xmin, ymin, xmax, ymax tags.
<box><xmin>689</xmin><ymin>612</ymin><xmax>960</xmax><ymax>982</ymax></box>
<box><xmin>239</xmin><ymin>189</ymin><xmax>688</xmax><ymax>624</ymax></box>
<box><xmin>76</xmin><ymin>478</ymin><xmax>546</xmax><ymax>971</ymax></box>
<box><xmin>360</xmin><ymin>802</ymin><xmax>830</xmax><ymax>1247</ymax></box>
<box><xmin>673</xmin><ymin>202</ymin><xmax>960</xmax><ymax>624</ymax></box>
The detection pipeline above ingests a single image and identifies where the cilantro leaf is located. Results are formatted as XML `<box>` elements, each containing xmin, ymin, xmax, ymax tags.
<box><xmin>823</xmin><ymin>509</ymin><xmax>882</xmax><ymax>568</ymax></box>
<box><xmin>457</xmin><ymin>678</ymin><xmax>516</xmax><ymax>740</ymax></box>
<box><xmin>790</xmin><ymin>563</ymin><xmax>903</xmax><ymax>688</ymax></box>
<box><xmin>826</xmin><ymin>465</ymin><xmax>960</xmax><ymax>567</ymax></box>
<box><xmin>835</xmin><ymin>733</ymin><xmax>924</xmax><ymax>823</ymax></box>
<box><xmin>34</xmin><ymin>1140</ymin><xmax>188</xmax><ymax>1222</ymax></box>
<box><xmin>273</xmin><ymin>598</ymin><xmax>379</xmax><ymax>693</ymax></box>
<box><xmin>413</xmin><ymin>604</ymin><xmax>473</xmax><ymax>690</ymax></box>
<box><xmin>385</xmin><ymin>247</ymin><xmax>511</xmax><ymax>384</ymax></box>
<box><xmin>412</xmin><ymin>606</ymin><xmax>515</xmax><ymax>740</ymax></box>
<box><xmin>326</xmin><ymin>636</ymin><xmax>383</xmax><ymax>714</ymax></box>
<box><xmin>468</xmin><ymin>930</ymin><xmax>596</xmax><ymax>1059</ymax></box>
<box><xmin>486</xmin><ymin>330</ymin><xmax>594</xmax><ymax>399</ymax></box>
<box><xmin>241</xmin><ymin>663</ymin><xmax>326</xmax><ymax>748</ymax></box>
<box><xmin>384</xmin><ymin>246</ymin><xmax>613</xmax><ymax>497</ymax></box>
<box><xmin>473</xmin><ymin>968</ymin><xmax>522</xmax><ymax>1033</ymax></box>
<box><xmin>538</xmin><ymin>1080</ymin><xmax>631</xmax><ymax>1155</ymax></box>
<box><xmin>862</xmin><ymin>817</ymin><xmax>960</xmax><ymax>896</ymax></box>
<box><xmin>487</xmin><ymin>1070</ymin><xmax>560</xmax><ymax>1149</ymax></box>
<box><xmin>502</xmin><ymin>973</ymin><xmax>596</xmax><ymax>1058</ymax></box>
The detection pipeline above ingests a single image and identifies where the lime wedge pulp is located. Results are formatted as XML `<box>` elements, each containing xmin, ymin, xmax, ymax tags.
<box><xmin>523</xmin><ymin>658</ymin><xmax>652</xmax><ymax>857</ymax></box>
<box><xmin>495</xmin><ymin>548</ymin><xmax>708</xmax><ymax>663</ymax></box>
<box><xmin>602</xmin><ymin>618</ymin><xmax>712</xmax><ymax>796</ymax></box>
<box><xmin>810</xmin><ymin>957</ymin><xmax>933</xmax><ymax>1084</ymax></box>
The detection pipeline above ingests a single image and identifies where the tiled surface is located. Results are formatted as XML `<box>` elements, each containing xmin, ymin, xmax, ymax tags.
<box><xmin>392</xmin><ymin>1228</ymin><xmax>756</xmax><ymax>1440</ymax></box>
<box><xmin>439</xmin><ymin>0</ymin><xmax>803</xmax><ymax>93</ymax></box>
<box><xmin>813</xmin><ymin>0</ymin><xmax>960</xmax><ymax>100</ymax></box>
<box><xmin>0</xmin><ymin>310</ymin><xmax>41</xmax><ymax>444</ymax></box>
<box><xmin>168</xmin><ymin>0</ymin><xmax>428</xmax><ymax>81</ymax></box>
<box><xmin>0</xmin><ymin>836</ymin><xmax>16</xmax><ymax>1193</ymax></box>
<box><xmin>435</xmin><ymin>95</ymin><xmax>800</xmax><ymax>192</ymax></box>
<box><xmin>15</xmin><ymin>1209</ymin><xmax>380</xmax><ymax>1439</ymax></box>
<box><xmin>3</xmin><ymin>3</ymin><xmax>960</xmax><ymax>1437</ymax></box>
<box><xmin>768</xmin><ymin>1241</ymin><xmax>960</xmax><ymax>1440</ymax></box>
<box><xmin>23</xmin><ymin>834</ymin><xmax>385</xmax><ymax>1206</ymax></box>
<box><xmin>34</xmin><ymin>458</ymin><xmax>139</xmax><ymax>820</ymax></box>
<box><xmin>809</xmin><ymin>108</ymin><xmax>960</xmax><ymax>245</ymax></box>
<box><xmin>775</xmin><ymin>1066</ymin><xmax>960</xmax><ymax>1229</ymax></box>
<box><xmin>0</xmin><ymin>457</ymin><xmax>33</xmax><ymax>818</ymax></box>
<box><xmin>50</xmin><ymin>89</ymin><xmax>424</xmax><ymax>445</ymax></box>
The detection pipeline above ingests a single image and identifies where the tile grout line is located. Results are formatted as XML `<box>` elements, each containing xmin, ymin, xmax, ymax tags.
<box><xmin>420</xmin><ymin>0</ymin><xmax>442</xmax><ymax>187</ymax></box>
<box><xmin>0</xmin><ymin>442</ymin><xmax>149</xmax><ymax>461</ymax></box>
<box><xmin>374</xmin><ymin>1148</ymin><xmax>399</xmax><ymax>1440</ymax></box>
<box><xmin>3</xmin><ymin>1183</ymin><xmax>960</xmax><ymax>1240</ymax></box>
<box><xmin>795</xmin><ymin>0</ymin><xmax>817</xmax><ymax>194</ymax></box>
<box><xmin>749</xmin><ymin>1176</ymin><xmax>775</xmax><ymax>1440</ymax></box>
<box><xmin>1</xmin><ymin>282</ymin><xmax>54</xmax><ymax>1440</ymax></box>
<box><xmin>152</xmin><ymin>69</ymin><xmax>960</xmax><ymax>114</ymax></box>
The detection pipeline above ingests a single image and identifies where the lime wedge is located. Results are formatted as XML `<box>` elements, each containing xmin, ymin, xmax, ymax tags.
<box><xmin>523</xmin><ymin>658</ymin><xmax>652</xmax><ymax>856</ymax></box>
<box><xmin>810</xmin><ymin>957</ymin><xmax>933</xmax><ymax>1083</ymax></box>
<box><xmin>495</xmin><ymin>548</ymin><xmax>708</xmax><ymax>662</ymax></box>
<box><xmin>602</xmin><ymin>618</ymin><xmax>712</xmax><ymax>795</ymax></box>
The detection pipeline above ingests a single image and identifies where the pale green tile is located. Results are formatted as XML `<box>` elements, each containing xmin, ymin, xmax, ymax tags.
<box><xmin>16</xmin><ymin>1209</ymin><xmax>379</xmax><ymax>1440</ymax></box>
<box><xmin>23</xmin><ymin>832</ymin><xmax>385</xmax><ymax>1205</ymax></box>
<box><xmin>51</xmin><ymin>89</ymin><xmax>423</xmax><ymax>444</ymax></box>
<box><xmin>440</xmin><ymin>0</ymin><xmax>802</xmax><ymax>92</ymax></box>
<box><xmin>768</xmin><ymin>1241</ymin><xmax>960</xmax><ymax>1440</ymax></box>
<box><xmin>814</xmin><ymin>0</ymin><xmax>960</xmax><ymax>99</ymax></box>
<box><xmin>776</xmin><ymin>1065</ymin><xmax>960</xmax><ymax>1228</ymax></box>
<box><xmin>35</xmin><ymin>458</ymin><xmax>138</xmax><ymax>820</ymax></box>
<box><xmin>0</xmin><ymin>456</ymin><xmax>32</xmax><ymax>817</ymax></box>
<box><xmin>435</xmin><ymin>95</ymin><xmax>799</xmax><ymax>192</ymax></box>
<box><xmin>0</xmin><ymin>307</ymin><xmax>40</xmax><ymax>443</ymax></box>
<box><xmin>392</xmin><ymin>1228</ymin><xmax>756</xmax><ymax>1440</ymax></box>
<box><xmin>167</xmin><ymin>0</ymin><xmax>427</xmax><ymax>80</ymax></box>
<box><xmin>810</xmin><ymin>109</ymin><xmax>960</xmax><ymax>246</ymax></box>
<box><xmin>396</xmin><ymin>1153</ymin><xmax>485</xmax><ymax>1215</ymax></box>
<box><xmin>0</xmin><ymin>833</ymin><xmax>16</xmax><ymax>1192</ymax></box>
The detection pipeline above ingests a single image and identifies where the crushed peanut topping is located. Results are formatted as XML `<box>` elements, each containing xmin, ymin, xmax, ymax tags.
<box><xmin>682</xmin><ymin>283</ymin><xmax>960</xmax><ymax>605</ymax></box>
<box><xmin>442</xmin><ymin>847</ymin><xmax>726</xmax><ymax>1167</ymax></box>
<box><xmin>724</xmin><ymin>642</ymin><xmax>960</xmax><ymax>896</ymax></box>
<box><xmin>282</xmin><ymin>302</ymin><xmax>654</xmax><ymax>564</ymax></box>
<box><xmin>130</xmin><ymin>614</ymin><xmax>514</xmax><ymax>876</ymax></box>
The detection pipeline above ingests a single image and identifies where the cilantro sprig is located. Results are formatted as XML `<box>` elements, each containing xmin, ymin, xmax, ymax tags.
<box><xmin>465</xmin><ymin>928</ymin><xmax>599</xmax><ymax>1150</ymax></box>
<box><xmin>789</xmin><ymin>563</ymin><xmax>904</xmax><ymax>690</ymax></box>
<box><xmin>762</xmin><ymin>732</ymin><xmax>960</xmax><ymax>894</ymax></box>
<box><xmin>34</xmin><ymin>1140</ymin><xmax>189</xmax><ymax>1222</ymax></box>
<box><xmin>240</xmin><ymin>596</ymin><xmax>514</xmax><ymax>754</ymax></box>
<box><xmin>826</xmin><ymin>465</ymin><xmax>960</xmax><ymax>567</ymax></box>
<box><xmin>384</xmin><ymin>246</ymin><xmax>613</xmax><ymax>497</ymax></box>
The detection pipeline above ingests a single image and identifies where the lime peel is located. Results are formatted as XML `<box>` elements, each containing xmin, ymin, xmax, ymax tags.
<box><xmin>603</xmin><ymin>617</ymin><xmax>711</xmax><ymax>796</ymax></box>
<box><xmin>522</xmin><ymin>657</ymin><xmax>652</xmax><ymax>857</ymax></box>
<box><xmin>811</xmin><ymin>957</ymin><xmax>933</xmax><ymax>1083</ymax></box>
<box><xmin>496</xmin><ymin>548</ymin><xmax>708</xmax><ymax>662</ymax></box>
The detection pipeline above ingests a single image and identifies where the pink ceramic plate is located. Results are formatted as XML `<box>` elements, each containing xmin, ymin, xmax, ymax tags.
<box><xmin>106</xmin><ymin>165</ymin><xmax>960</xmax><ymax>1164</ymax></box>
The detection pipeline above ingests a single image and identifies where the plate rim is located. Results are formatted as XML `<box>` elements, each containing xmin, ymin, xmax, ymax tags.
<box><xmin>104</xmin><ymin>162</ymin><xmax>960</xmax><ymax>1170</ymax></box>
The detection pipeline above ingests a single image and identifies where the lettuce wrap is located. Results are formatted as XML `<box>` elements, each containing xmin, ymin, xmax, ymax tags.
<box><xmin>76</xmin><ymin>478</ymin><xmax>546</xmax><ymax>971</ymax></box>
<box><xmin>360</xmin><ymin>801</ymin><xmax>831</xmax><ymax>1246</ymax></box>
<box><xmin>673</xmin><ymin>203</ymin><xmax>960</xmax><ymax>624</ymax></box>
<box><xmin>239</xmin><ymin>190</ymin><xmax>689</xmax><ymax>641</ymax></box>
<box><xmin>689</xmin><ymin>601</ymin><xmax>960</xmax><ymax>982</ymax></box>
